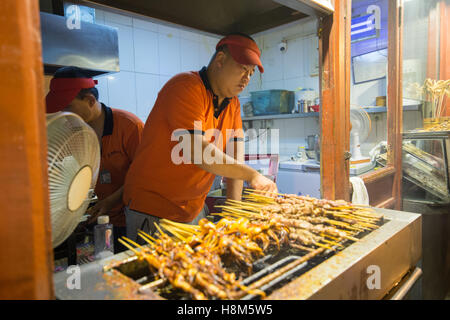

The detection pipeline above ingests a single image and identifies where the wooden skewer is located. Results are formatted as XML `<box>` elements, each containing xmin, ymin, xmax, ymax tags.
<box><xmin>121</xmin><ymin>236</ymin><xmax>144</xmax><ymax>250</ymax></box>
<box><xmin>160</xmin><ymin>219</ymin><xmax>199</xmax><ymax>230</ymax></box>
<box><xmin>331</xmin><ymin>212</ymin><xmax>378</xmax><ymax>224</ymax></box>
<box><xmin>118</xmin><ymin>238</ymin><xmax>141</xmax><ymax>255</ymax></box>
<box><xmin>138</xmin><ymin>279</ymin><xmax>166</xmax><ymax>293</ymax></box>
<box><xmin>154</xmin><ymin>222</ymin><xmax>167</xmax><ymax>236</ymax></box>
<box><xmin>321</xmin><ymin>239</ymin><xmax>344</xmax><ymax>248</ymax></box>
<box><xmin>217</xmin><ymin>206</ymin><xmax>256</xmax><ymax>217</ymax></box>
<box><xmin>342</xmin><ymin>234</ymin><xmax>359</xmax><ymax>242</ymax></box>
<box><xmin>316</xmin><ymin>242</ymin><xmax>335</xmax><ymax>251</ymax></box>
<box><xmin>226</xmin><ymin>199</ymin><xmax>266</xmax><ymax>207</ymax></box>
<box><xmin>355</xmin><ymin>222</ymin><xmax>379</xmax><ymax>229</ymax></box>
<box><xmin>289</xmin><ymin>243</ymin><xmax>314</xmax><ymax>252</ymax></box>
<box><xmin>346</xmin><ymin>210</ymin><xmax>382</xmax><ymax>219</ymax></box>
<box><xmin>137</xmin><ymin>230</ymin><xmax>158</xmax><ymax>243</ymax></box>
<box><xmin>171</xmin><ymin>227</ymin><xmax>196</xmax><ymax>237</ymax></box>
<box><xmin>217</xmin><ymin>211</ymin><xmax>246</xmax><ymax>219</ymax></box>
<box><xmin>322</xmin><ymin>219</ymin><xmax>366</xmax><ymax>232</ymax></box>
<box><xmin>161</xmin><ymin>224</ymin><xmax>188</xmax><ymax>241</ymax></box>
<box><xmin>245</xmin><ymin>188</ymin><xmax>285</xmax><ymax>197</ymax></box>
<box><xmin>223</xmin><ymin>202</ymin><xmax>261</xmax><ymax>213</ymax></box>
<box><xmin>321</xmin><ymin>233</ymin><xmax>341</xmax><ymax>242</ymax></box>
<box><xmin>137</xmin><ymin>231</ymin><xmax>156</xmax><ymax>246</ymax></box>
<box><xmin>243</xmin><ymin>192</ymin><xmax>276</xmax><ymax>201</ymax></box>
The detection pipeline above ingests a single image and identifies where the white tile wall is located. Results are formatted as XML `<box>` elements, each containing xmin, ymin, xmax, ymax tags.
<box><xmin>261</xmin><ymin>80</ymin><xmax>285</xmax><ymax>90</ymax></box>
<box><xmin>180</xmin><ymin>29</ymin><xmax>201</xmax><ymax>42</ymax></box>
<box><xmin>94</xmin><ymin>9</ymin><xmax>105</xmax><ymax>24</ymax></box>
<box><xmin>158</xmin><ymin>33</ymin><xmax>181</xmax><ymax>76</ymax></box>
<box><xmin>180</xmin><ymin>38</ymin><xmax>200</xmax><ymax>72</ymax></box>
<box><xmin>133</xmin><ymin>28</ymin><xmax>159</xmax><ymax>74</ymax></box>
<box><xmin>94</xmin><ymin>75</ymin><xmax>109</xmax><ymax>105</ymax></box>
<box><xmin>107</xmin><ymin>71</ymin><xmax>137</xmax><ymax>114</ymax></box>
<box><xmin>104</xmin><ymin>11</ymin><xmax>132</xmax><ymax>26</ymax></box>
<box><xmin>93</xmin><ymin>7</ymin><xmax>220</xmax><ymax>122</ymax></box>
<box><xmin>282</xmin><ymin>38</ymin><xmax>306</xmax><ymax>80</ymax></box>
<box><xmin>241</xmin><ymin>18</ymin><xmax>321</xmax><ymax>157</ymax></box>
<box><xmin>158</xmin><ymin>75</ymin><xmax>172</xmax><ymax>91</ymax></box>
<box><xmin>135</xmin><ymin>73</ymin><xmax>159</xmax><ymax>120</ymax></box>
<box><xmin>94</xmin><ymin>7</ymin><xmax>325</xmax><ymax>158</ymax></box>
<box><xmin>104</xmin><ymin>21</ymin><xmax>135</xmax><ymax>72</ymax></box>
<box><xmin>260</xmin><ymin>45</ymin><xmax>284</xmax><ymax>82</ymax></box>
<box><xmin>133</xmin><ymin>17</ymin><xmax>158</xmax><ymax>32</ymax></box>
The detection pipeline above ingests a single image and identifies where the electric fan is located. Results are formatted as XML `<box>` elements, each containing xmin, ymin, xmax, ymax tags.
<box><xmin>46</xmin><ymin>112</ymin><xmax>100</xmax><ymax>248</ymax></box>
<box><xmin>350</xmin><ymin>107</ymin><xmax>375</xmax><ymax>175</ymax></box>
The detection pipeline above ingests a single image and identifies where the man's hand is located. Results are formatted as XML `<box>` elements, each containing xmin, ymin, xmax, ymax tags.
<box><xmin>86</xmin><ymin>187</ymin><xmax>124</xmax><ymax>225</ymax></box>
<box><xmin>248</xmin><ymin>172</ymin><xmax>278</xmax><ymax>195</ymax></box>
<box><xmin>86</xmin><ymin>198</ymin><xmax>114</xmax><ymax>224</ymax></box>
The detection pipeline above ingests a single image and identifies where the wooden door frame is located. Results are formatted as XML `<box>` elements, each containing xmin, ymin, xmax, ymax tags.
<box><xmin>319</xmin><ymin>0</ymin><xmax>404</xmax><ymax>209</ymax></box>
<box><xmin>360</xmin><ymin>0</ymin><xmax>403</xmax><ymax>210</ymax></box>
<box><xmin>0</xmin><ymin>0</ymin><xmax>54</xmax><ymax>299</ymax></box>
<box><xmin>319</xmin><ymin>0</ymin><xmax>351</xmax><ymax>201</ymax></box>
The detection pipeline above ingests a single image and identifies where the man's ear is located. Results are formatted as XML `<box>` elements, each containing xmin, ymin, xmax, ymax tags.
<box><xmin>215</xmin><ymin>51</ymin><xmax>227</xmax><ymax>68</ymax></box>
<box><xmin>85</xmin><ymin>94</ymin><xmax>97</xmax><ymax>107</ymax></box>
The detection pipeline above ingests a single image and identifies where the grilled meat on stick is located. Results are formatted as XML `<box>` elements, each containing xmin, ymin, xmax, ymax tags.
<box><xmin>131</xmin><ymin>232</ymin><xmax>263</xmax><ymax>300</ymax></box>
<box><xmin>186</xmin><ymin>218</ymin><xmax>289</xmax><ymax>272</ymax></box>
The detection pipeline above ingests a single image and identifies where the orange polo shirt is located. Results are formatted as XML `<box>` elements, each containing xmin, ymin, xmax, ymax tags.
<box><xmin>95</xmin><ymin>104</ymin><xmax>144</xmax><ymax>227</ymax></box>
<box><xmin>123</xmin><ymin>67</ymin><xmax>243</xmax><ymax>222</ymax></box>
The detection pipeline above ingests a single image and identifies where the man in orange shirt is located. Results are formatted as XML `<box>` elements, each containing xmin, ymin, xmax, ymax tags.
<box><xmin>46</xmin><ymin>66</ymin><xmax>144</xmax><ymax>253</ymax></box>
<box><xmin>123</xmin><ymin>33</ymin><xmax>277</xmax><ymax>241</ymax></box>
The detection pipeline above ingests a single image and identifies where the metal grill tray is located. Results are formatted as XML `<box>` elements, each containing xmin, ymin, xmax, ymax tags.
<box><xmin>53</xmin><ymin>208</ymin><xmax>420</xmax><ymax>300</ymax></box>
<box><xmin>104</xmin><ymin>218</ymin><xmax>385</xmax><ymax>300</ymax></box>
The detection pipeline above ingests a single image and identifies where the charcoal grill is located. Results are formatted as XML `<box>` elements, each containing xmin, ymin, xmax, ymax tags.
<box><xmin>53</xmin><ymin>207</ymin><xmax>421</xmax><ymax>300</ymax></box>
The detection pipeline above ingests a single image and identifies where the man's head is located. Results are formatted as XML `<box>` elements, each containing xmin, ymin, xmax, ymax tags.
<box><xmin>208</xmin><ymin>33</ymin><xmax>263</xmax><ymax>98</ymax></box>
<box><xmin>46</xmin><ymin>66</ymin><xmax>101</xmax><ymax>122</ymax></box>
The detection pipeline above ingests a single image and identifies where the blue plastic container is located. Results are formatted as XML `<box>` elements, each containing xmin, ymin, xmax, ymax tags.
<box><xmin>250</xmin><ymin>90</ymin><xmax>295</xmax><ymax>115</ymax></box>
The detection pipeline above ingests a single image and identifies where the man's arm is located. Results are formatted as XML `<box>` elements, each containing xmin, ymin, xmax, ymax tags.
<box><xmin>87</xmin><ymin>186</ymin><xmax>124</xmax><ymax>224</ymax></box>
<box><xmin>185</xmin><ymin>134</ymin><xmax>277</xmax><ymax>193</ymax></box>
<box><xmin>226</xmin><ymin>139</ymin><xmax>244</xmax><ymax>200</ymax></box>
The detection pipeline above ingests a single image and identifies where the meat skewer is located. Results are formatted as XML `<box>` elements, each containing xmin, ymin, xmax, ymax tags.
<box><xmin>109</xmin><ymin>189</ymin><xmax>383</xmax><ymax>300</ymax></box>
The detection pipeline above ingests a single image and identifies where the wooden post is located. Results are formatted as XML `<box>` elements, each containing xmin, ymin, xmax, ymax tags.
<box><xmin>0</xmin><ymin>0</ymin><xmax>54</xmax><ymax>299</ymax></box>
<box><xmin>387</xmin><ymin>0</ymin><xmax>403</xmax><ymax>210</ymax></box>
<box><xmin>319</xmin><ymin>0</ymin><xmax>351</xmax><ymax>201</ymax></box>
<box><xmin>439</xmin><ymin>1</ymin><xmax>449</xmax><ymax>116</ymax></box>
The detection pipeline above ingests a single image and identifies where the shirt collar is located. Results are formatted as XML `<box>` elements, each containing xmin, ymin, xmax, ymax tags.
<box><xmin>199</xmin><ymin>67</ymin><xmax>231</xmax><ymax>118</ymax></box>
<box><xmin>102</xmin><ymin>103</ymin><xmax>113</xmax><ymax>137</ymax></box>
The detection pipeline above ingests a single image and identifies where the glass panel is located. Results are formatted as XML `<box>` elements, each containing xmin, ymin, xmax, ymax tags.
<box><xmin>402</xmin><ymin>138</ymin><xmax>449</xmax><ymax>201</ymax></box>
<box><xmin>401</xmin><ymin>0</ymin><xmax>450</xmax><ymax>202</ymax></box>
<box><xmin>238</xmin><ymin>17</ymin><xmax>321</xmax><ymax>198</ymax></box>
<box><xmin>349</xmin><ymin>0</ymin><xmax>389</xmax><ymax>176</ymax></box>
<box><xmin>402</xmin><ymin>0</ymin><xmax>448</xmax><ymax>132</ymax></box>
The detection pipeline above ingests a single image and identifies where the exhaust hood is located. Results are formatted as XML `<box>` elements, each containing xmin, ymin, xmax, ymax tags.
<box><xmin>40</xmin><ymin>12</ymin><xmax>119</xmax><ymax>76</ymax></box>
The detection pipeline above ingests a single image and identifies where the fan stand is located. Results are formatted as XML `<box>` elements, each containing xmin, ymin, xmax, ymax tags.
<box><xmin>350</xmin><ymin>131</ymin><xmax>375</xmax><ymax>175</ymax></box>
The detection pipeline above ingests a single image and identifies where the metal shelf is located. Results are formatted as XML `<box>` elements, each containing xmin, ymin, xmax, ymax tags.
<box><xmin>242</xmin><ymin>112</ymin><xmax>319</xmax><ymax>121</ymax></box>
<box><xmin>362</xmin><ymin>105</ymin><xmax>420</xmax><ymax>113</ymax></box>
<box><xmin>241</xmin><ymin>105</ymin><xmax>419</xmax><ymax>121</ymax></box>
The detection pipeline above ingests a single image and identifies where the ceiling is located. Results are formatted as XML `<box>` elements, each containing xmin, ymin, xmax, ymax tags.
<box><xmin>84</xmin><ymin>0</ymin><xmax>309</xmax><ymax>35</ymax></box>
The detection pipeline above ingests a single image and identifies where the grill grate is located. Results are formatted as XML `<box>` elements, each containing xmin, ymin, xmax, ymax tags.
<box><xmin>106</xmin><ymin>217</ymin><xmax>387</xmax><ymax>299</ymax></box>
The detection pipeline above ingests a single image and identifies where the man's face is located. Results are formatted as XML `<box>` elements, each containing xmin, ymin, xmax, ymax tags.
<box><xmin>64</xmin><ymin>96</ymin><xmax>93</xmax><ymax>122</ymax></box>
<box><xmin>217</xmin><ymin>52</ymin><xmax>255</xmax><ymax>97</ymax></box>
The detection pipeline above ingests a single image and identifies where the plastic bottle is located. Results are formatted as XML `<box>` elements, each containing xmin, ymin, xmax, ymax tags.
<box><xmin>94</xmin><ymin>215</ymin><xmax>114</xmax><ymax>260</ymax></box>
